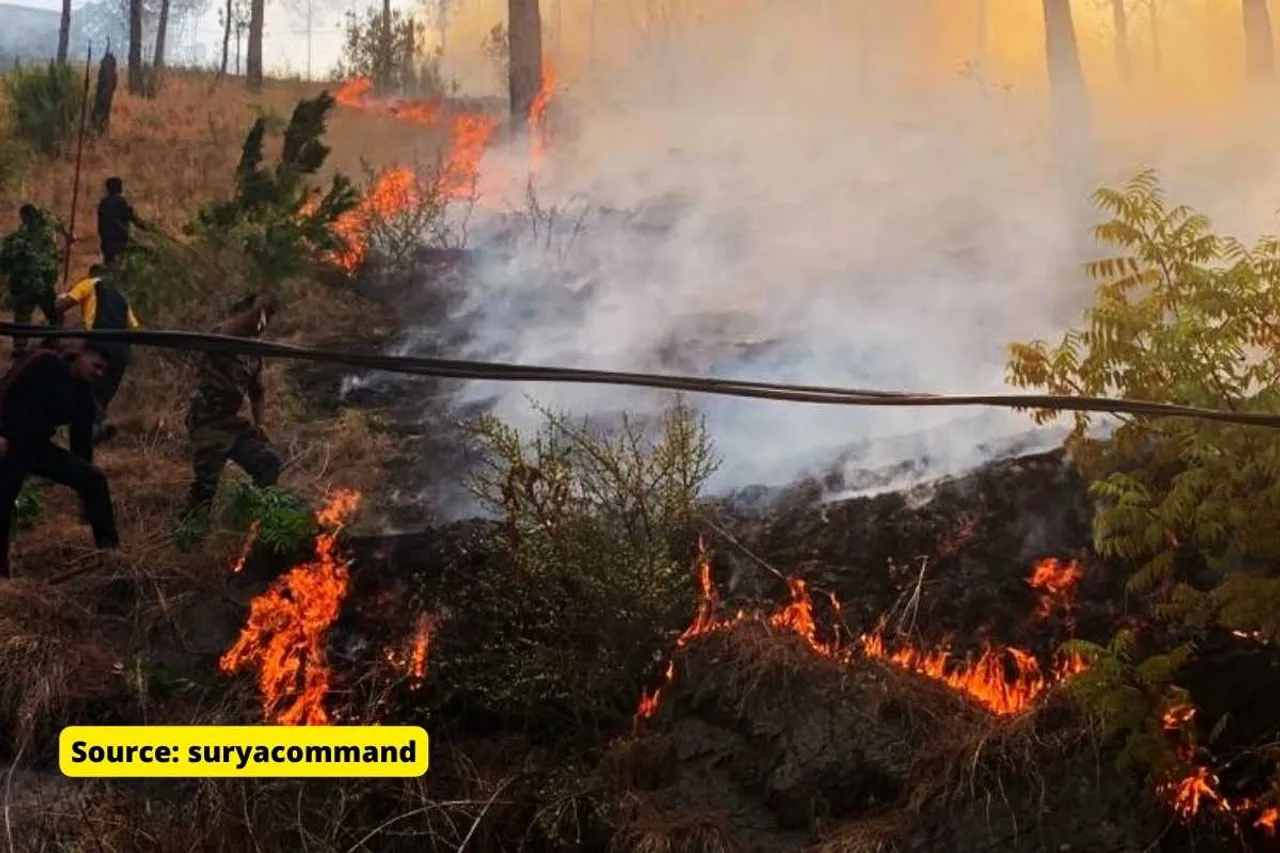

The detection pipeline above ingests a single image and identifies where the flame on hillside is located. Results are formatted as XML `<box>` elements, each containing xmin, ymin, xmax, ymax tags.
<box><xmin>384</xmin><ymin>611</ymin><xmax>434</xmax><ymax>690</ymax></box>
<box><xmin>231</xmin><ymin>520</ymin><xmax>260</xmax><ymax>574</ymax></box>
<box><xmin>1027</xmin><ymin>556</ymin><xmax>1083</xmax><ymax>624</ymax></box>
<box><xmin>324</xmin><ymin>78</ymin><xmax>502</xmax><ymax>271</ymax></box>
<box><xmin>219</xmin><ymin>489</ymin><xmax>361</xmax><ymax>725</ymax></box>
<box><xmin>1159</xmin><ymin>700</ymin><xmax>1279</xmax><ymax>836</ymax></box>
<box><xmin>634</xmin><ymin>544</ymin><xmax>1088</xmax><ymax>723</ymax></box>
<box><xmin>529</xmin><ymin>59</ymin><xmax>557</xmax><ymax>165</ymax></box>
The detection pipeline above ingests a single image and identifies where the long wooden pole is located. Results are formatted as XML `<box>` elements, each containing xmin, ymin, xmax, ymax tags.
<box><xmin>63</xmin><ymin>43</ymin><xmax>93</xmax><ymax>288</ymax></box>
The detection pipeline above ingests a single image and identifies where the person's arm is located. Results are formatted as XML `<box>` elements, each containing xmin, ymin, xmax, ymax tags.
<box><xmin>127</xmin><ymin>306</ymin><xmax>141</xmax><ymax>329</ymax></box>
<box><xmin>247</xmin><ymin>366</ymin><xmax>266</xmax><ymax>429</ymax></box>
<box><xmin>0</xmin><ymin>355</ymin><xmax>59</xmax><ymax>448</ymax></box>
<box><xmin>126</xmin><ymin>202</ymin><xmax>151</xmax><ymax>232</ymax></box>
<box><xmin>56</xmin><ymin>279</ymin><xmax>93</xmax><ymax>317</ymax></box>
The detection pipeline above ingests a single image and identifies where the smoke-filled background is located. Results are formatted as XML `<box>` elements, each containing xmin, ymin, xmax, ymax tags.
<box><xmin>367</xmin><ymin>0</ymin><xmax>1280</xmax><ymax>502</ymax></box>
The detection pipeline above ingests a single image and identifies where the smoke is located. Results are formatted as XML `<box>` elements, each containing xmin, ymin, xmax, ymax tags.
<box><xmin>376</xmin><ymin>1</ymin><xmax>1280</xmax><ymax>513</ymax></box>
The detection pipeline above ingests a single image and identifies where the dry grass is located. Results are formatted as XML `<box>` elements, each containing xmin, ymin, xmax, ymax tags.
<box><xmin>0</xmin><ymin>65</ymin><xmax>444</xmax><ymax>560</ymax></box>
<box><xmin>0</xmin><ymin>69</ymin><xmax>451</xmax><ymax>279</ymax></box>
<box><xmin>610</xmin><ymin>792</ymin><xmax>745</xmax><ymax>853</ymax></box>
<box><xmin>805</xmin><ymin>814</ymin><xmax>905</xmax><ymax>853</ymax></box>
<box><xmin>0</xmin><ymin>579</ymin><xmax>124</xmax><ymax>749</ymax></box>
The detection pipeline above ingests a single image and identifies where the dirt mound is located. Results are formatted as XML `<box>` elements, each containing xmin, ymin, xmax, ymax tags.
<box><xmin>708</xmin><ymin>449</ymin><xmax>1120</xmax><ymax>652</ymax></box>
<box><xmin>618</xmin><ymin>623</ymin><xmax>1168</xmax><ymax>853</ymax></box>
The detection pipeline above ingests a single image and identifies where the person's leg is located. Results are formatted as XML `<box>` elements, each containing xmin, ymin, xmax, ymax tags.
<box><xmin>91</xmin><ymin>356</ymin><xmax>127</xmax><ymax>440</ymax></box>
<box><xmin>0</xmin><ymin>454</ymin><xmax>30</xmax><ymax>577</ymax></box>
<box><xmin>228</xmin><ymin>427</ymin><xmax>284</xmax><ymax>489</ymax></box>
<box><xmin>36</xmin><ymin>290</ymin><xmax>60</xmax><ymax>327</ymax></box>
<box><xmin>10</xmin><ymin>299</ymin><xmax>31</xmax><ymax>358</ymax></box>
<box><xmin>183</xmin><ymin>426</ymin><xmax>233</xmax><ymax>518</ymax></box>
<box><xmin>27</xmin><ymin>442</ymin><xmax>119</xmax><ymax>549</ymax></box>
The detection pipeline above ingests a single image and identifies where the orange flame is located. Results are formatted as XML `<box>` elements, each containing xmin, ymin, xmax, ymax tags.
<box><xmin>1156</xmin><ymin>697</ymin><xmax>1280</xmax><ymax>836</ymax></box>
<box><xmin>324</xmin><ymin>80</ymin><xmax>501</xmax><ymax>271</ymax></box>
<box><xmin>219</xmin><ymin>489</ymin><xmax>361</xmax><ymax>725</ymax></box>
<box><xmin>231</xmin><ymin>520</ymin><xmax>261</xmax><ymax>574</ymax></box>
<box><xmin>1167</xmin><ymin>765</ymin><xmax>1228</xmax><ymax>819</ymax></box>
<box><xmin>382</xmin><ymin>611</ymin><xmax>434</xmax><ymax>689</ymax></box>
<box><xmin>529</xmin><ymin>58</ymin><xmax>557</xmax><ymax>166</ymax></box>
<box><xmin>634</xmin><ymin>543</ymin><xmax>1088</xmax><ymax>722</ymax></box>
<box><xmin>409</xmin><ymin>611</ymin><xmax>431</xmax><ymax>685</ymax></box>
<box><xmin>860</xmin><ymin>631</ymin><xmax>1088</xmax><ymax>716</ymax></box>
<box><xmin>1027</xmin><ymin>556</ymin><xmax>1084</xmax><ymax>622</ymax></box>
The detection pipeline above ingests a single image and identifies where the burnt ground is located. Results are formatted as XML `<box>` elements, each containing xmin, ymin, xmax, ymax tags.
<box><xmin>250</xmin><ymin>252</ymin><xmax>1280</xmax><ymax>852</ymax></box>
<box><xmin>303</xmin><ymin>447</ymin><xmax>1278</xmax><ymax>853</ymax></box>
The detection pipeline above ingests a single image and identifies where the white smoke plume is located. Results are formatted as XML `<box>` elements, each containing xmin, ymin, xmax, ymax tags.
<box><xmin>380</xmin><ymin>2</ymin><xmax>1280</xmax><ymax>505</ymax></box>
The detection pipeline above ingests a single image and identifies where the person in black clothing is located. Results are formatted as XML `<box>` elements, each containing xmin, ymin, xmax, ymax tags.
<box><xmin>0</xmin><ymin>340</ymin><xmax>120</xmax><ymax>577</ymax></box>
<box><xmin>96</xmin><ymin>177</ymin><xmax>149</xmax><ymax>266</ymax></box>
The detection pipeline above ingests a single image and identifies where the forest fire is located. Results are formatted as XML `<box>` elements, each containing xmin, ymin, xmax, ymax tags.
<box><xmin>326</xmin><ymin>78</ymin><xmax>503</xmax><ymax>271</ymax></box>
<box><xmin>384</xmin><ymin>612</ymin><xmax>434</xmax><ymax>689</ymax></box>
<box><xmin>1027</xmin><ymin>556</ymin><xmax>1083</xmax><ymax>623</ymax></box>
<box><xmin>230</xmin><ymin>520</ymin><xmax>260</xmax><ymax>574</ymax></box>
<box><xmin>529</xmin><ymin>59</ymin><xmax>557</xmax><ymax>165</ymax></box>
<box><xmin>635</xmin><ymin>543</ymin><xmax>1089</xmax><ymax>721</ymax></box>
<box><xmin>219</xmin><ymin>489</ymin><xmax>361</xmax><ymax>725</ymax></box>
<box><xmin>1159</xmin><ymin>699</ymin><xmax>1279</xmax><ymax>836</ymax></box>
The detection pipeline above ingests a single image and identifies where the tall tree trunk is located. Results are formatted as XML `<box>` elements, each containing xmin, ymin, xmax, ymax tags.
<box><xmin>305</xmin><ymin>0</ymin><xmax>313</xmax><ymax>80</ymax></box>
<box><xmin>91</xmin><ymin>50</ymin><xmax>118</xmax><ymax>135</ymax></box>
<box><xmin>219</xmin><ymin>0</ymin><xmax>232</xmax><ymax>76</ymax></box>
<box><xmin>127</xmin><ymin>0</ymin><xmax>143</xmax><ymax>94</ymax></box>
<box><xmin>1149</xmin><ymin>0</ymin><xmax>1161</xmax><ymax>76</ymax></box>
<box><xmin>974</xmin><ymin>0</ymin><xmax>988</xmax><ymax>84</ymax></box>
<box><xmin>438</xmin><ymin>0</ymin><xmax>448</xmax><ymax>55</ymax></box>
<box><xmin>507</xmin><ymin>0</ymin><xmax>543</xmax><ymax>130</ymax></box>
<box><xmin>1242</xmin><ymin>0</ymin><xmax>1274</xmax><ymax>82</ymax></box>
<box><xmin>1112</xmin><ymin>0</ymin><xmax>1130</xmax><ymax>80</ymax></box>
<box><xmin>1041</xmin><ymin>0</ymin><xmax>1087</xmax><ymax>125</ymax></box>
<box><xmin>150</xmin><ymin>0</ymin><xmax>170</xmax><ymax>95</ymax></box>
<box><xmin>57</xmin><ymin>0</ymin><xmax>71</xmax><ymax>63</ymax></box>
<box><xmin>246</xmin><ymin>0</ymin><xmax>264</xmax><ymax>90</ymax></box>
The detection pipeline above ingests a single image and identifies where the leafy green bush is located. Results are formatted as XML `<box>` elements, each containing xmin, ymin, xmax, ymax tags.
<box><xmin>1006</xmin><ymin>168</ymin><xmax>1280</xmax><ymax>782</ymax></box>
<box><xmin>222</xmin><ymin>482</ymin><xmax>318</xmax><ymax>554</ymax></box>
<box><xmin>189</xmin><ymin>91</ymin><xmax>360</xmax><ymax>297</ymax></box>
<box><xmin>173</xmin><ymin>482</ymin><xmax>315</xmax><ymax>556</ymax></box>
<box><xmin>115</xmin><ymin>92</ymin><xmax>361</xmax><ymax>329</ymax></box>
<box><xmin>3</xmin><ymin>62</ymin><xmax>80</xmax><ymax>156</ymax></box>
<box><xmin>431</xmin><ymin>398</ymin><xmax>720</xmax><ymax>738</ymax></box>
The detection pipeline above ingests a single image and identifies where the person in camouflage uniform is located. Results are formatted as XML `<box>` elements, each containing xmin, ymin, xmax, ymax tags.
<box><xmin>181</xmin><ymin>293</ymin><xmax>284</xmax><ymax>520</ymax></box>
<box><xmin>0</xmin><ymin>205</ymin><xmax>64</xmax><ymax>358</ymax></box>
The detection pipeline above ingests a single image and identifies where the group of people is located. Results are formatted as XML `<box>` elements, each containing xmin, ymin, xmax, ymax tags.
<box><xmin>0</xmin><ymin>177</ymin><xmax>287</xmax><ymax>577</ymax></box>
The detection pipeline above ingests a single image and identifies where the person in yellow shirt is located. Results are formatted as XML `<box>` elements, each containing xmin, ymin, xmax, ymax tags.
<box><xmin>55</xmin><ymin>264</ymin><xmax>141</xmax><ymax>445</ymax></box>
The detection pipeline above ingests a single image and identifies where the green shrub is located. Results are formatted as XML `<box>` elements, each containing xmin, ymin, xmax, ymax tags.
<box><xmin>432</xmin><ymin>398</ymin><xmax>720</xmax><ymax>739</ymax></box>
<box><xmin>1006</xmin><ymin>168</ymin><xmax>1280</xmax><ymax>788</ymax></box>
<box><xmin>189</xmin><ymin>90</ymin><xmax>360</xmax><ymax>297</ymax></box>
<box><xmin>117</xmin><ymin>92</ymin><xmax>361</xmax><ymax>329</ymax></box>
<box><xmin>3</xmin><ymin>62</ymin><xmax>80</xmax><ymax>156</ymax></box>
<box><xmin>222</xmin><ymin>482</ymin><xmax>318</xmax><ymax>554</ymax></box>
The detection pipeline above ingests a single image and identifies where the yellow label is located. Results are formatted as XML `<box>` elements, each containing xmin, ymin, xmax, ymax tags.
<box><xmin>59</xmin><ymin>726</ymin><xmax>429</xmax><ymax>777</ymax></box>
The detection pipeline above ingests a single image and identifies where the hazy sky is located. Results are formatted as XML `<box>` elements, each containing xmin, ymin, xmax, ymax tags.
<box><xmin>5</xmin><ymin>0</ymin><xmax>404</xmax><ymax>81</ymax></box>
